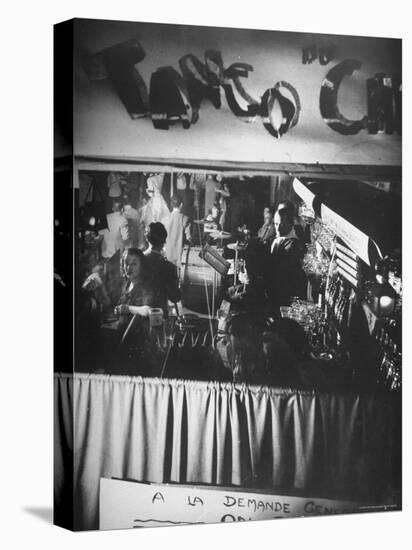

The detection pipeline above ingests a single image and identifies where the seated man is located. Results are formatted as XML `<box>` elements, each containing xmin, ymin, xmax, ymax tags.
<box><xmin>204</xmin><ymin>203</ymin><xmax>220</xmax><ymax>231</ymax></box>
<box><xmin>144</xmin><ymin>222</ymin><xmax>182</xmax><ymax>316</ymax></box>
<box><xmin>81</xmin><ymin>264</ymin><xmax>111</xmax><ymax>316</ymax></box>
<box><xmin>99</xmin><ymin>198</ymin><xmax>130</xmax><ymax>259</ymax></box>
<box><xmin>122</xmin><ymin>201</ymin><xmax>146</xmax><ymax>249</ymax></box>
<box><xmin>78</xmin><ymin>265</ymin><xmax>111</xmax><ymax>371</ymax></box>
<box><xmin>257</xmin><ymin>206</ymin><xmax>276</xmax><ymax>247</ymax></box>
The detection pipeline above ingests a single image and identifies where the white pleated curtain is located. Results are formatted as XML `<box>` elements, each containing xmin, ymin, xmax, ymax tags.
<box><xmin>54</xmin><ymin>373</ymin><xmax>394</xmax><ymax>531</ymax></box>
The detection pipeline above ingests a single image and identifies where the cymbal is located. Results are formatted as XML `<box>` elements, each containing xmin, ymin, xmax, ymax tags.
<box><xmin>227</xmin><ymin>242</ymin><xmax>247</xmax><ymax>251</ymax></box>
<box><xmin>210</xmin><ymin>231</ymin><xmax>232</xmax><ymax>240</ymax></box>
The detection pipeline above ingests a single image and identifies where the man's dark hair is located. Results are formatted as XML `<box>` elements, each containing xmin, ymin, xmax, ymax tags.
<box><xmin>123</xmin><ymin>247</ymin><xmax>144</xmax><ymax>259</ymax></box>
<box><xmin>171</xmin><ymin>195</ymin><xmax>182</xmax><ymax>209</ymax></box>
<box><xmin>146</xmin><ymin>222</ymin><xmax>167</xmax><ymax>247</ymax></box>
<box><xmin>276</xmin><ymin>207</ymin><xmax>294</xmax><ymax>226</ymax></box>
<box><xmin>277</xmin><ymin>200</ymin><xmax>295</xmax><ymax>217</ymax></box>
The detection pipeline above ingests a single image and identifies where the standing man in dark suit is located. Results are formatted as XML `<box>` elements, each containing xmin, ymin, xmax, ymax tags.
<box><xmin>268</xmin><ymin>209</ymin><xmax>306</xmax><ymax>308</ymax></box>
<box><xmin>276</xmin><ymin>200</ymin><xmax>309</xmax><ymax>245</ymax></box>
<box><xmin>144</xmin><ymin>222</ymin><xmax>181</xmax><ymax>316</ymax></box>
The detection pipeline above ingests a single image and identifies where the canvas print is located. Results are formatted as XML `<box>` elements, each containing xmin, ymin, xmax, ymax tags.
<box><xmin>54</xmin><ymin>18</ymin><xmax>402</xmax><ymax>531</ymax></box>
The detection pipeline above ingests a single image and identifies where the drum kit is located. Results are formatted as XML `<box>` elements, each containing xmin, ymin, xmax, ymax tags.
<box><xmin>181</xmin><ymin>221</ymin><xmax>249</xmax><ymax>311</ymax></box>
<box><xmin>180</xmin><ymin>245</ymin><xmax>222</xmax><ymax>315</ymax></box>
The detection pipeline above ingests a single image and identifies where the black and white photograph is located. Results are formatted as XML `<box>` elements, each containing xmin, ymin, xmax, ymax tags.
<box><xmin>53</xmin><ymin>16</ymin><xmax>402</xmax><ymax>533</ymax></box>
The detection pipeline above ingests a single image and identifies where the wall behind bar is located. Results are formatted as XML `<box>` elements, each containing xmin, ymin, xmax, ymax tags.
<box><xmin>69</xmin><ymin>19</ymin><xmax>401</xmax><ymax>165</ymax></box>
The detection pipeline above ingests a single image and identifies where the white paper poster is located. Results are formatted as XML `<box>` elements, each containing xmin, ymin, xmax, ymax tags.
<box><xmin>99</xmin><ymin>478</ymin><xmax>368</xmax><ymax>530</ymax></box>
<box><xmin>293</xmin><ymin>178</ymin><xmax>316</xmax><ymax>209</ymax></box>
<box><xmin>321</xmin><ymin>204</ymin><xmax>371</xmax><ymax>265</ymax></box>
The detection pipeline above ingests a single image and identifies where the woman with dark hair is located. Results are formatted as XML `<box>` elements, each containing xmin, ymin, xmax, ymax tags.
<box><xmin>114</xmin><ymin>247</ymin><xmax>155</xmax><ymax>328</ymax></box>
<box><xmin>102</xmin><ymin>248</ymin><xmax>157</xmax><ymax>375</ymax></box>
<box><xmin>257</xmin><ymin>206</ymin><xmax>276</xmax><ymax>246</ymax></box>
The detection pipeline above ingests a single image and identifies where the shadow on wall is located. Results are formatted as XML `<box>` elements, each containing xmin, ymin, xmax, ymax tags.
<box><xmin>22</xmin><ymin>507</ymin><xmax>53</xmax><ymax>524</ymax></box>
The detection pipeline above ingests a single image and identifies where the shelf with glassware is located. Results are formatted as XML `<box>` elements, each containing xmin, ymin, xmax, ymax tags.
<box><xmin>299</xmin><ymin>216</ymin><xmax>356</xmax><ymax>354</ymax></box>
<box><xmin>305</xmin><ymin>220</ymin><xmax>387</xmax><ymax>386</ymax></box>
<box><xmin>361</xmin><ymin>250</ymin><xmax>402</xmax><ymax>392</ymax></box>
<box><xmin>322</xmin><ymin>250</ymin><xmax>359</xmax><ymax>369</ymax></box>
<box><xmin>323</xmin><ymin>243</ymin><xmax>402</xmax><ymax>392</ymax></box>
<box><xmin>280</xmin><ymin>297</ymin><xmax>352</xmax><ymax>384</ymax></box>
<box><xmin>287</xmin><ymin>232</ymin><xmax>352</xmax><ymax>382</ymax></box>
<box><xmin>296</xmin><ymin>208</ymin><xmax>402</xmax><ymax>392</ymax></box>
<box><xmin>296</xmin><ymin>192</ymin><xmax>401</xmax><ymax>391</ymax></box>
